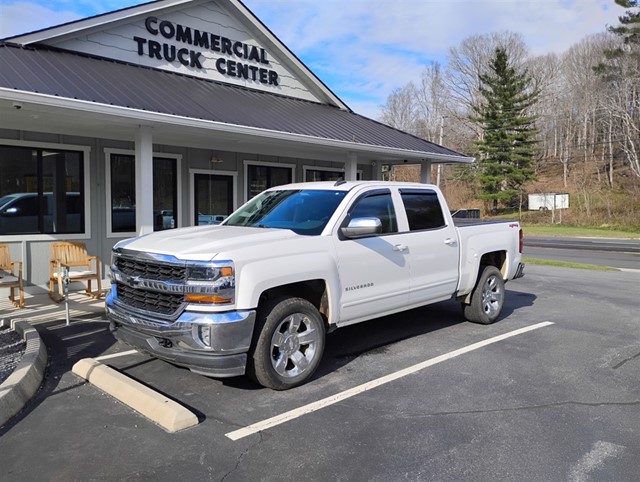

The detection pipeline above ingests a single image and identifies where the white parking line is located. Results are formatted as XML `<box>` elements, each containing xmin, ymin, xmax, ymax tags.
<box><xmin>225</xmin><ymin>321</ymin><xmax>555</xmax><ymax>441</ymax></box>
<box><xmin>94</xmin><ymin>349</ymin><xmax>139</xmax><ymax>361</ymax></box>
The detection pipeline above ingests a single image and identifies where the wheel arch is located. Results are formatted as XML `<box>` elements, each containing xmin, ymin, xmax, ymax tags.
<box><xmin>257</xmin><ymin>279</ymin><xmax>332</xmax><ymax>327</ymax></box>
<box><xmin>460</xmin><ymin>250</ymin><xmax>507</xmax><ymax>304</ymax></box>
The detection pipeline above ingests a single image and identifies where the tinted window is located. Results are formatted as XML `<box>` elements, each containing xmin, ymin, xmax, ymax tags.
<box><xmin>401</xmin><ymin>190</ymin><xmax>445</xmax><ymax>231</ymax></box>
<box><xmin>349</xmin><ymin>191</ymin><xmax>397</xmax><ymax>234</ymax></box>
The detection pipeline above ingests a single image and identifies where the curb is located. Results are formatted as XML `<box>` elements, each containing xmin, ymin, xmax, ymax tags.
<box><xmin>0</xmin><ymin>319</ymin><xmax>48</xmax><ymax>427</ymax></box>
<box><xmin>72</xmin><ymin>358</ymin><xmax>199</xmax><ymax>433</ymax></box>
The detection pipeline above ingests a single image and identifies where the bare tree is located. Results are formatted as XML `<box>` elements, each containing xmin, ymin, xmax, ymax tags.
<box><xmin>445</xmin><ymin>31</ymin><xmax>529</xmax><ymax>115</ymax></box>
<box><xmin>413</xmin><ymin>62</ymin><xmax>449</xmax><ymax>142</ymax></box>
<box><xmin>379</xmin><ymin>84</ymin><xmax>419</xmax><ymax>135</ymax></box>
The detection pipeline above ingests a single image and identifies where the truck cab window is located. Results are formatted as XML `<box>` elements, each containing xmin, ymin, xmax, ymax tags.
<box><xmin>349</xmin><ymin>192</ymin><xmax>397</xmax><ymax>234</ymax></box>
<box><xmin>400</xmin><ymin>190</ymin><xmax>445</xmax><ymax>231</ymax></box>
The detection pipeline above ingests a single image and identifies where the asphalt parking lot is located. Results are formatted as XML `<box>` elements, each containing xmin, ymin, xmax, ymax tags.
<box><xmin>1</xmin><ymin>264</ymin><xmax>639</xmax><ymax>481</ymax></box>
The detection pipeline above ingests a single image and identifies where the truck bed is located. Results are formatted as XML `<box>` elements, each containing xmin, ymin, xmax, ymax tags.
<box><xmin>453</xmin><ymin>218</ymin><xmax>518</xmax><ymax>227</ymax></box>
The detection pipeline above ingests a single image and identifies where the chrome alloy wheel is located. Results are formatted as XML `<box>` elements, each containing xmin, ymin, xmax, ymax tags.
<box><xmin>481</xmin><ymin>272</ymin><xmax>504</xmax><ymax>318</ymax></box>
<box><xmin>270</xmin><ymin>312</ymin><xmax>320</xmax><ymax>378</ymax></box>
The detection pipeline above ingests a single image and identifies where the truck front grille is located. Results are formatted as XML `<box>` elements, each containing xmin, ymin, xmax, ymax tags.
<box><xmin>114</xmin><ymin>257</ymin><xmax>186</xmax><ymax>282</ymax></box>
<box><xmin>115</xmin><ymin>283</ymin><xmax>184</xmax><ymax>317</ymax></box>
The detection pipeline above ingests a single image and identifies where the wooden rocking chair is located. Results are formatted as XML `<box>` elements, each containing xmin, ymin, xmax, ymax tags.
<box><xmin>0</xmin><ymin>243</ymin><xmax>25</xmax><ymax>308</ymax></box>
<box><xmin>49</xmin><ymin>241</ymin><xmax>102</xmax><ymax>302</ymax></box>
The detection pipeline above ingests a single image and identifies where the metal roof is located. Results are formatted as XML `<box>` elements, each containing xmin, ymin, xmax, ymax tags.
<box><xmin>0</xmin><ymin>42</ymin><xmax>471</xmax><ymax>161</ymax></box>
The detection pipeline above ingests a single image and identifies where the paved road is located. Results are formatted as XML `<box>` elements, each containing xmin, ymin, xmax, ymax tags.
<box><xmin>524</xmin><ymin>236</ymin><xmax>640</xmax><ymax>270</ymax></box>
<box><xmin>1</xmin><ymin>265</ymin><xmax>639</xmax><ymax>481</ymax></box>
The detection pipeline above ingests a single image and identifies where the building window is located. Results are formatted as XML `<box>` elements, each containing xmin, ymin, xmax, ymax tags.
<box><xmin>107</xmin><ymin>152</ymin><xmax>179</xmax><ymax>235</ymax></box>
<box><xmin>246</xmin><ymin>163</ymin><xmax>293</xmax><ymax>199</ymax></box>
<box><xmin>192</xmin><ymin>172</ymin><xmax>235</xmax><ymax>225</ymax></box>
<box><xmin>153</xmin><ymin>157</ymin><xmax>178</xmax><ymax>231</ymax></box>
<box><xmin>303</xmin><ymin>166</ymin><xmax>362</xmax><ymax>182</ymax></box>
<box><xmin>305</xmin><ymin>168</ymin><xmax>343</xmax><ymax>182</ymax></box>
<box><xmin>110</xmin><ymin>154</ymin><xmax>136</xmax><ymax>233</ymax></box>
<box><xmin>0</xmin><ymin>145</ymin><xmax>85</xmax><ymax>235</ymax></box>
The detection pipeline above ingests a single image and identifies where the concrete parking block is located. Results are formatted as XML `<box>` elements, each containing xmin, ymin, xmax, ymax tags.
<box><xmin>72</xmin><ymin>357</ymin><xmax>199</xmax><ymax>433</ymax></box>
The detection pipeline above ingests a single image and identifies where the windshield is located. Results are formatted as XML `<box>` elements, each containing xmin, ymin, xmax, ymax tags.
<box><xmin>0</xmin><ymin>194</ymin><xmax>19</xmax><ymax>212</ymax></box>
<box><xmin>224</xmin><ymin>189</ymin><xmax>347</xmax><ymax>235</ymax></box>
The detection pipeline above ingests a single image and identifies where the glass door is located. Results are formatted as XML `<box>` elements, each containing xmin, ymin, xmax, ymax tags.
<box><xmin>194</xmin><ymin>173</ymin><xmax>233</xmax><ymax>225</ymax></box>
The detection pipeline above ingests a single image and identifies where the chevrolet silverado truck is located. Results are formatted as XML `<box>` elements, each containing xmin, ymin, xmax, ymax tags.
<box><xmin>106</xmin><ymin>181</ymin><xmax>525</xmax><ymax>389</ymax></box>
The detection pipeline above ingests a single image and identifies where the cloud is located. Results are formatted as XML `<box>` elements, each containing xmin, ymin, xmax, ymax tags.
<box><xmin>246</xmin><ymin>0</ymin><xmax>621</xmax><ymax>116</ymax></box>
<box><xmin>0</xmin><ymin>2</ymin><xmax>78</xmax><ymax>37</ymax></box>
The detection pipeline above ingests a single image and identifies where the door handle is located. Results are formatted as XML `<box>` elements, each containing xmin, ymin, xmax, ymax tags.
<box><xmin>444</xmin><ymin>238</ymin><xmax>457</xmax><ymax>246</ymax></box>
<box><xmin>393</xmin><ymin>244</ymin><xmax>408</xmax><ymax>252</ymax></box>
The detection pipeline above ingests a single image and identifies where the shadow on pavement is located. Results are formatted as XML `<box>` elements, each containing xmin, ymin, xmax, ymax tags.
<box><xmin>0</xmin><ymin>317</ymin><xmax>117</xmax><ymax>435</ymax></box>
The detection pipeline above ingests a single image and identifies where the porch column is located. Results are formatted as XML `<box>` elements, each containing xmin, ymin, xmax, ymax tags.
<box><xmin>135</xmin><ymin>126</ymin><xmax>154</xmax><ymax>235</ymax></box>
<box><xmin>371</xmin><ymin>161</ymin><xmax>382</xmax><ymax>180</ymax></box>
<box><xmin>421</xmin><ymin>160</ymin><xmax>432</xmax><ymax>184</ymax></box>
<box><xmin>344</xmin><ymin>152</ymin><xmax>358</xmax><ymax>181</ymax></box>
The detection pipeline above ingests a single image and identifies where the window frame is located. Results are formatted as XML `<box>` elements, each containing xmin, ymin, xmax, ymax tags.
<box><xmin>105</xmin><ymin>148</ymin><xmax>182</xmax><ymax>238</ymax></box>
<box><xmin>0</xmin><ymin>139</ymin><xmax>91</xmax><ymax>241</ymax></box>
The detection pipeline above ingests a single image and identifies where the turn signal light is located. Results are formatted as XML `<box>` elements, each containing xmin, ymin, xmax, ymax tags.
<box><xmin>185</xmin><ymin>294</ymin><xmax>233</xmax><ymax>304</ymax></box>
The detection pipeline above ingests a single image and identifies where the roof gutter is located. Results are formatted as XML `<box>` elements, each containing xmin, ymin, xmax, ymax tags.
<box><xmin>0</xmin><ymin>88</ymin><xmax>475</xmax><ymax>164</ymax></box>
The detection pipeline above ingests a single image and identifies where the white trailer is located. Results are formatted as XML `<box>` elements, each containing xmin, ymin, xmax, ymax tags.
<box><xmin>528</xmin><ymin>193</ymin><xmax>569</xmax><ymax>211</ymax></box>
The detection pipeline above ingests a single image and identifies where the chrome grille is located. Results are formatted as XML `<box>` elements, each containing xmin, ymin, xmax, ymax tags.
<box><xmin>115</xmin><ymin>283</ymin><xmax>184</xmax><ymax>316</ymax></box>
<box><xmin>115</xmin><ymin>256</ymin><xmax>186</xmax><ymax>282</ymax></box>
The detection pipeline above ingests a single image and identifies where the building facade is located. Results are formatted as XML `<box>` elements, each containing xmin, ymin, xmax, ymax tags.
<box><xmin>0</xmin><ymin>0</ymin><xmax>473</xmax><ymax>289</ymax></box>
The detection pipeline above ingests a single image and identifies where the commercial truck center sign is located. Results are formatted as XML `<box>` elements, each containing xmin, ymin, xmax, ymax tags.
<box><xmin>133</xmin><ymin>16</ymin><xmax>279</xmax><ymax>86</ymax></box>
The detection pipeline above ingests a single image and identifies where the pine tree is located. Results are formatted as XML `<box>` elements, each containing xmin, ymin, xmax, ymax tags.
<box><xmin>472</xmin><ymin>48</ymin><xmax>538</xmax><ymax>213</ymax></box>
<box><xmin>594</xmin><ymin>1</ymin><xmax>640</xmax><ymax>178</ymax></box>
<box><xmin>596</xmin><ymin>0</ymin><xmax>640</xmax><ymax>75</ymax></box>
<box><xmin>609</xmin><ymin>0</ymin><xmax>640</xmax><ymax>45</ymax></box>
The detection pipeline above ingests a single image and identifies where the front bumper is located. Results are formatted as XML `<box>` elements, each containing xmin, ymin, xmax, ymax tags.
<box><xmin>105</xmin><ymin>289</ymin><xmax>256</xmax><ymax>378</ymax></box>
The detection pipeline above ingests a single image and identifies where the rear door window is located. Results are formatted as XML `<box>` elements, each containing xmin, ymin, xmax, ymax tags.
<box><xmin>400</xmin><ymin>190</ymin><xmax>446</xmax><ymax>231</ymax></box>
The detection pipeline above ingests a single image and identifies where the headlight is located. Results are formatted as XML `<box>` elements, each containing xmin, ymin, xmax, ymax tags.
<box><xmin>185</xmin><ymin>261</ymin><xmax>235</xmax><ymax>305</ymax></box>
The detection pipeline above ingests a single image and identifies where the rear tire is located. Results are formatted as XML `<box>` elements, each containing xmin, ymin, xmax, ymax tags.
<box><xmin>464</xmin><ymin>266</ymin><xmax>505</xmax><ymax>325</ymax></box>
<box><xmin>248</xmin><ymin>296</ymin><xmax>326</xmax><ymax>390</ymax></box>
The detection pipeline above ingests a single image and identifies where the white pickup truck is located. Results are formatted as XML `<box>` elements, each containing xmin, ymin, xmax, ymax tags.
<box><xmin>106</xmin><ymin>181</ymin><xmax>524</xmax><ymax>389</ymax></box>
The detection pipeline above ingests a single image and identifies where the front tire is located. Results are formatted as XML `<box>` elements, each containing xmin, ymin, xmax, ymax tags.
<box><xmin>464</xmin><ymin>266</ymin><xmax>505</xmax><ymax>324</ymax></box>
<box><xmin>248</xmin><ymin>296</ymin><xmax>326</xmax><ymax>390</ymax></box>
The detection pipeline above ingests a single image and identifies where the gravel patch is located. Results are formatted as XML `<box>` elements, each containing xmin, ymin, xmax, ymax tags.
<box><xmin>0</xmin><ymin>326</ymin><xmax>25</xmax><ymax>384</ymax></box>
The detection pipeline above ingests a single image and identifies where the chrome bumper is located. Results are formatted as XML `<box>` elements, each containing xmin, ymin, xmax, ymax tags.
<box><xmin>105</xmin><ymin>289</ymin><xmax>256</xmax><ymax>377</ymax></box>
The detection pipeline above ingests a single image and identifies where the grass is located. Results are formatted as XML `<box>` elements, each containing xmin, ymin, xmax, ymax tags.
<box><xmin>521</xmin><ymin>225</ymin><xmax>640</xmax><ymax>239</ymax></box>
<box><xmin>523</xmin><ymin>257</ymin><xmax>618</xmax><ymax>271</ymax></box>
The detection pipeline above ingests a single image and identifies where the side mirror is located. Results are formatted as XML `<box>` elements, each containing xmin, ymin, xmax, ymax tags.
<box><xmin>0</xmin><ymin>207</ymin><xmax>19</xmax><ymax>217</ymax></box>
<box><xmin>341</xmin><ymin>217</ymin><xmax>382</xmax><ymax>238</ymax></box>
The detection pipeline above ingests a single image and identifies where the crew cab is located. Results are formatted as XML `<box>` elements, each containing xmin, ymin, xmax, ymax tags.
<box><xmin>106</xmin><ymin>181</ymin><xmax>524</xmax><ymax>389</ymax></box>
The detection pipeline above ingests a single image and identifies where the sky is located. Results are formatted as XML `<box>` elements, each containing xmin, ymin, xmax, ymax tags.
<box><xmin>0</xmin><ymin>0</ymin><xmax>623</xmax><ymax>118</ymax></box>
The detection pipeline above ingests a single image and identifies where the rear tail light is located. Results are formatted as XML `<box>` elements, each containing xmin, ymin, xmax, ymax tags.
<box><xmin>519</xmin><ymin>229</ymin><xmax>524</xmax><ymax>253</ymax></box>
